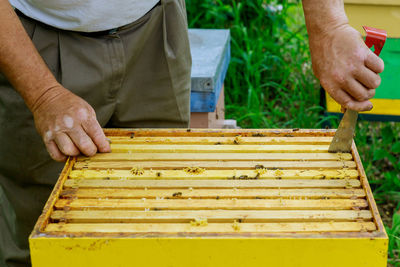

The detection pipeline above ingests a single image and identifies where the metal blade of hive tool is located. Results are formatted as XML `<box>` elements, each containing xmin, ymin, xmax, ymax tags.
<box><xmin>328</xmin><ymin>109</ymin><xmax>358</xmax><ymax>153</ymax></box>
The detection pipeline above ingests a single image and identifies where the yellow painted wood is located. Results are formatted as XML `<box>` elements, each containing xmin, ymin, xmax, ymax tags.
<box><xmin>54</xmin><ymin>198</ymin><xmax>368</xmax><ymax>210</ymax></box>
<box><xmin>50</xmin><ymin>210</ymin><xmax>373</xmax><ymax>223</ymax></box>
<box><xmin>59</xmin><ymin>188</ymin><xmax>366</xmax><ymax>199</ymax></box>
<box><xmin>107</xmin><ymin>136</ymin><xmax>333</xmax><ymax>145</ymax></box>
<box><xmin>345</xmin><ymin>0</ymin><xmax>400</xmax><ymax>6</ymax></box>
<box><xmin>63</xmin><ymin>178</ymin><xmax>362</xmax><ymax>189</ymax></box>
<box><xmin>344</xmin><ymin>2</ymin><xmax>400</xmax><ymax>38</ymax></box>
<box><xmin>29</xmin><ymin>129</ymin><xmax>387</xmax><ymax>267</ymax></box>
<box><xmin>73</xmin><ymin>160</ymin><xmax>357</xmax><ymax>170</ymax></box>
<box><xmin>45</xmin><ymin>222</ymin><xmax>376</xmax><ymax>233</ymax></box>
<box><xmin>30</xmin><ymin>237</ymin><xmax>388</xmax><ymax>267</ymax></box>
<box><xmin>326</xmin><ymin>94</ymin><xmax>400</xmax><ymax>115</ymax></box>
<box><xmin>78</xmin><ymin>152</ymin><xmax>352</xmax><ymax>162</ymax></box>
<box><xmin>350</xmin><ymin>143</ymin><xmax>387</xmax><ymax>243</ymax></box>
<box><xmin>344</xmin><ymin>3</ymin><xmax>400</xmax><ymax>38</ymax></box>
<box><xmin>68</xmin><ymin>169</ymin><xmax>360</xmax><ymax>180</ymax></box>
<box><xmin>109</xmin><ymin>144</ymin><xmax>329</xmax><ymax>153</ymax></box>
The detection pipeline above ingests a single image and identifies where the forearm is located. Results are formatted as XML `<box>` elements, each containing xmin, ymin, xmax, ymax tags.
<box><xmin>301</xmin><ymin>0</ymin><xmax>384</xmax><ymax>112</ymax></box>
<box><xmin>302</xmin><ymin>0</ymin><xmax>348</xmax><ymax>38</ymax></box>
<box><xmin>1</xmin><ymin>1</ymin><xmax>111</xmax><ymax>161</ymax></box>
<box><xmin>0</xmin><ymin>0</ymin><xmax>59</xmax><ymax>111</ymax></box>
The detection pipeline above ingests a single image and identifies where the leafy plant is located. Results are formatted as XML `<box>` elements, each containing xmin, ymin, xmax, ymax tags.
<box><xmin>387</xmin><ymin>212</ymin><xmax>400</xmax><ymax>266</ymax></box>
<box><xmin>186</xmin><ymin>0</ymin><xmax>323</xmax><ymax>128</ymax></box>
<box><xmin>356</xmin><ymin>122</ymin><xmax>400</xmax><ymax>206</ymax></box>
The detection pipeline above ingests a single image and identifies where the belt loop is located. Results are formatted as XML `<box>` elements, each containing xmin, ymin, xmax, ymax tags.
<box><xmin>108</xmin><ymin>28</ymin><xmax>119</xmax><ymax>35</ymax></box>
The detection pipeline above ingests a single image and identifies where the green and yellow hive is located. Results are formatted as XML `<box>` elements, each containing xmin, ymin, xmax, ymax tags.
<box><xmin>326</xmin><ymin>0</ymin><xmax>400</xmax><ymax>120</ymax></box>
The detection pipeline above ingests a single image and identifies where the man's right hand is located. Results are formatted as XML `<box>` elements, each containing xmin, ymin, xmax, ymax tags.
<box><xmin>32</xmin><ymin>85</ymin><xmax>111</xmax><ymax>161</ymax></box>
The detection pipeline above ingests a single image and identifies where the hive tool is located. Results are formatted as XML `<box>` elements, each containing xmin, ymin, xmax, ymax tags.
<box><xmin>329</xmin><ymin>26</ymin><xmax>387</xmax><ymax>153</ymax></box>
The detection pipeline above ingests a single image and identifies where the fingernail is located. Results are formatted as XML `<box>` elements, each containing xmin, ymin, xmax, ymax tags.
<box><xmin>100</xmin><ymin>143</ymin><xmax>112</xmax><ymax>153</ymax></box>
<box><xmin>106</xmin><ymin>138</ymin><xmax>112</xmax><ymax>144</ymax></box>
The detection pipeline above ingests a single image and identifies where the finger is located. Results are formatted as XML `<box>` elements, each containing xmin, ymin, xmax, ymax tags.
<box><xmin>45</xmin><ymin>140</ymin><xmax>67</xmax><ymax>162</ymax></box>
<box><xmin>354</xmin><ymin>66</ymin><xmax>381</xmax><ymax>89</ymax></box>
<box><xmin>365</xmin><ymin>51</ymin><xmax>384</xmax><ymax>73</ymax></box>
<box><xmin>54</xmin><ymin>132</ymin><xmax>80</xmax><ymax>156</ymax></box>
<box><xmin>82</xmin><ymin>117</ymin><xmax>111</xmax><ymax>153</ymax></box>
<box><xmin>68</xmin><ymin>127</ymin><xmax>98</xmax><ymax>156</ymax></box>
<box><xmin>328</xmin><ymin>87</ymin><xmax>373</xmax><ymax>112</ymax></box>
<box><xmin>343</xmin><ymin>78</ymin><xmax>375</xmax><ymax>102</ymax></box>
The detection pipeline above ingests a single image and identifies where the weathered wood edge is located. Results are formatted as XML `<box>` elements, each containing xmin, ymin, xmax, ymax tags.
<box><xmin>344</xmin><ymin>0</ymin><xmax>400</xmax><ymax>7</ymax></box>
<box><xmin>30</xmin><ymin>157</ymin><xmax>76</xmax><ymax>238</ymax></box>
<box><xmin>34</xmin><ymin>231</ymin><xmax>385</xmax><ymax>239</ymax></box>
<box><xmin>31</xmin><ymin>129</ymin><xmax>386</xmax><ymax>240</ymax></box>
<box><xmin>351</xmin><ymin>141</ymin><xmax>387</xmax><ymax>238</ymax></box>
<box><xmin>102</xmin><ymin>128</ymin><xmax>336</xmax><ymax>137</ymax></box>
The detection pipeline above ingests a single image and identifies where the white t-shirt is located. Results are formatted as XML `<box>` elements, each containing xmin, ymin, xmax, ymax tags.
<box><xmin>10</xmin><ymin>0</ymin><xmax>159</xmax><ymax>32</ymax></box>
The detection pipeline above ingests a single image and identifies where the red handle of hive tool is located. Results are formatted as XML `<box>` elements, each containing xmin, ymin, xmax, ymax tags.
<box><xmin>363</xmin><ymin>26</ymin><xmax>387</xmax><ymax>56</ymax></box>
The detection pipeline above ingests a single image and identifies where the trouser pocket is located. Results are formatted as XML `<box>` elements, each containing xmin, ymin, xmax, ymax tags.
<box><xmin>161</xmin><ymin>0</ymin><xmax>192</xmax><ymax>126</ymax></box>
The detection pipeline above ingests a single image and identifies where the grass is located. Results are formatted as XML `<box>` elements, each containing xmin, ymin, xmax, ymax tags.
<box><xmin>188</xmin><ymin>0</ymin><xmax>323</xmax><ymax>128</ymax></box>
<box><xmin>359</xmin><ymin>121</ymin><xmax>400</xmax><ymax>266</ymax></box>
<box><xmin>186</xmin><ymin>0</ymin><xmax>400</xmax><ymax>265</ymax></box>
<box><xmin>387</xmin><ymin>211</ymin><xmax>400</xmax><ymax>266</ymax></box>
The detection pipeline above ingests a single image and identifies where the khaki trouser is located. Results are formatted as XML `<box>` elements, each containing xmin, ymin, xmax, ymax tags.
<box><xmin>0</xmin><ymin>0</ymin><xmax>191</xmax><ymax>265</ymax></box>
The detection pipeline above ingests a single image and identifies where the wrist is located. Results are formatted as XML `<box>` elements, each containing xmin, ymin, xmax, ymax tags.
<box><xmin>29</xmin><ymin>83</ymin><xmax>68</xmax><ymax>113</ymax></box>
<box><xmin>12</xmin><ymin>70</ymin><xmax>61</xmax><ymax>112</ymax></box>
<box><xmin>302</xmin><ymin>0</ymin><xmax>349</xmax><ymax>40</ymax></box>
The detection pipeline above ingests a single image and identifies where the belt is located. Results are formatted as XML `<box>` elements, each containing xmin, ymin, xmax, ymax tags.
<box><xmin>15</xmin><ymin>1</ymin><xmax>161</xmax><ymax>37</ymax></box>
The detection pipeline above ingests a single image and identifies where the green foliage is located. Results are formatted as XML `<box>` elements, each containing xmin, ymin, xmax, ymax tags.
<box><xmin>356</xmin><ymin>122</ymin><xmax>400</xmax><ymax>207</ymax></box>
<box><xmin>186</xmin><ymin>0</ymin><xmax>400</xmax><ymax>264</ymax></box>
<box><xmin>186</xmin><ymin>0</ymin><xmax>323</xmax><ymax>128</ymax></box>
<box><xmin>355</xmin><ymin>122</ymin><xmax>400</xmax><ymax>265</ymax></box>
<box><xmin>387</xmin><ymin>212</ymin><xmax>400</xmax><ymax>266</ymax></box>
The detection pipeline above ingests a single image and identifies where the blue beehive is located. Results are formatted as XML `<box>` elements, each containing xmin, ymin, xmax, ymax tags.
<box><xmin>189</xmin><ymin>29</ymin><xmax>231</xmax><ymax>113</ymax></box>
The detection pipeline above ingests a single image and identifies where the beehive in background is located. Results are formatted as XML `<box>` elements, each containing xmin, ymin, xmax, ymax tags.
<box><xmin>30</xmin><ymin>129</ymin><xmax>388</xmax><ymax>267</ymax></box>
<box><xmin>325</xmin><ymin>0</ymin><xmax>400</xmax><ymax>121</ymax></box>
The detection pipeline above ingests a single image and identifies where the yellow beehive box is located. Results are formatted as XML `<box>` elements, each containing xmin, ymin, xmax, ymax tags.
<box><xmin>344</xmin><ymin>0</ymin><xmax>400</xmax><ymax>38</ymax></box>
<box><xmin>29</xmin><ymin>129</ymin><xmax>388</xmax><ymax>267</ymax></box>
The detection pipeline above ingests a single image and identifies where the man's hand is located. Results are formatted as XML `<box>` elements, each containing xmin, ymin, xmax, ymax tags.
<box><xmin>32</xmin><ymin>86</ymin><xmax>111</xmax><ymax>161</ymax></box>
<box><xmin>309</xmin><ymin>24</ymin><xmax>384</xmax><ymax>111</ymax></box>
<box><xmin>0</xmin><ymin>1</ymin><xmax>110</xmax><ymax>161</ymax></box>
<box><xmin>302</xmin><ymin>0</ymin><xmax>384</xmax><ymax>112</ymax></box>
